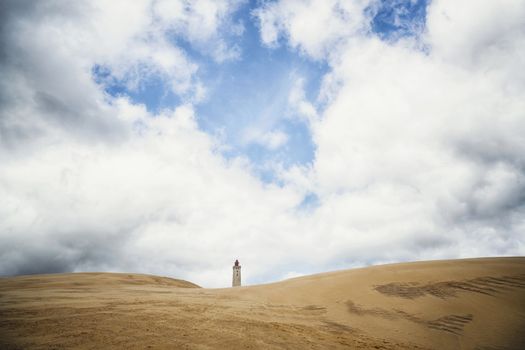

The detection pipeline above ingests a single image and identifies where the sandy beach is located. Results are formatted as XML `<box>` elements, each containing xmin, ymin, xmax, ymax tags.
<box><xmin>1</xmin><ymin>257</ymin><xmax>524</xmax><ymax>349</ymax></box>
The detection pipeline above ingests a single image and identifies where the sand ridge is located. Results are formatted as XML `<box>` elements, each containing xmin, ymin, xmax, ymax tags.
<box><xmin>1</xmin><ymin>257</ymin><xmax>524</xmax><ymax>349</ymax></box>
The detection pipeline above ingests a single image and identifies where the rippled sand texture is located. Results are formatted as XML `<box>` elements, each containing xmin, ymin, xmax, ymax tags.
<box><xmin>1</xmin><ymin>257</ymin><xmax>524</xmax><ymax>349</ymax></box>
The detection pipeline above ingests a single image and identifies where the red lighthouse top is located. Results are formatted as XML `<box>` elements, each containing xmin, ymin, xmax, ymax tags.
<box><xmin>234</xmin><ymin>259</ymin><xmax>239</xmax><ymax>266</ymax></box>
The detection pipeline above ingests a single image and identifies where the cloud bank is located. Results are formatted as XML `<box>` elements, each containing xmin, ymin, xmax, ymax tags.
<box><xmin>1</xmin><ymin>0</ymin><xmax>524</xmax><ymax>287</ymax></box>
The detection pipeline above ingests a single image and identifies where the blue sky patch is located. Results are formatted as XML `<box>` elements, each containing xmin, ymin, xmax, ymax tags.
<box><xmin>368</xmin><ymin>0</ymin><xmax>429</xmax><ymax>40</ymax></box>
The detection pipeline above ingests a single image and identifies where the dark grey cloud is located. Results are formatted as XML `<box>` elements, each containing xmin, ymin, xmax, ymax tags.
<box><xmin>33</xmin><ymin>90</ymin><xmax>123</xmax><ymax>140</ymax></box>
<box><xmin>444</xmin><ymin>135</ymin><xmax>525</xmax><ymax>228</ymax></box>
<box><xmin>0</xmin><ymin>0</ymin><xmax>126</xmax><ymax>151</ymax></box>
<box><xmin>0</xmin><ymin>224</ymin><xmax>136</xmax><ymax>276</ymax></box>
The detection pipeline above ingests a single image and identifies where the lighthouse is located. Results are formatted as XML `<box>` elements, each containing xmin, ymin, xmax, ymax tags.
<box><xmin>232</xmin><ymin>259</ymin><xmax>241</xmax><ymax>287</ymax></box>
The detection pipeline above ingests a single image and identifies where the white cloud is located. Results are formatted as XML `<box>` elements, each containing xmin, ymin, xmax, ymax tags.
<box><xmin>426</xmin><ymin>0</ymin><xmax>525</xmax><ymax>63</ymax></box>
<box><xmin>425</xmin><ymin>0</ymin><xmax>525</xmax><ymax>92</ymax></box>
<box><xmin>153</xmin><ymin>0</ymin><xmax>245</xmax><ymax>62</ymax></box>
<box><xmin>288</xmin><ymin>77</ymin><xmax>318</xmax><ymax>123</ymax></box>
<box><xmin>242</xmin><ymin>128</ymin><xmax>289</xmax><ymax>150</ymax></box>
<box><xmin>253</xmin><ymin>0</ymin><xmax>371</xmax><ymax>59</ymax></box>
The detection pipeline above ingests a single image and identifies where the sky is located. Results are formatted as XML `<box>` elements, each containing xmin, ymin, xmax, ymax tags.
<box><xmin>1</xmin><ymin>0</ymin><xmax>524</xmax><ymax>287</ymax></box>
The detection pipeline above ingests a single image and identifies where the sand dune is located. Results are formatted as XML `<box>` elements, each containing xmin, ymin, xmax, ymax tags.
<box><xmin>1</xmin><ymin>258</ymin><xmax>524</xmax><ymax>349</ymax></box>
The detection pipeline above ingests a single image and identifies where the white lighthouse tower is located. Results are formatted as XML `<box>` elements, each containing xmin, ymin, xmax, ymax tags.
<box><xmin>232</xmin><ymin>259</ymin><xmax>241</xmax><ymax>287</ymax></box>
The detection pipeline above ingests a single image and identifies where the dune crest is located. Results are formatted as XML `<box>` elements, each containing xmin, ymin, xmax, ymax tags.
<box><xmin>1</xmin><ymin>257</ymin><xmax>524</xmax><ymax>349</ymax></box>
